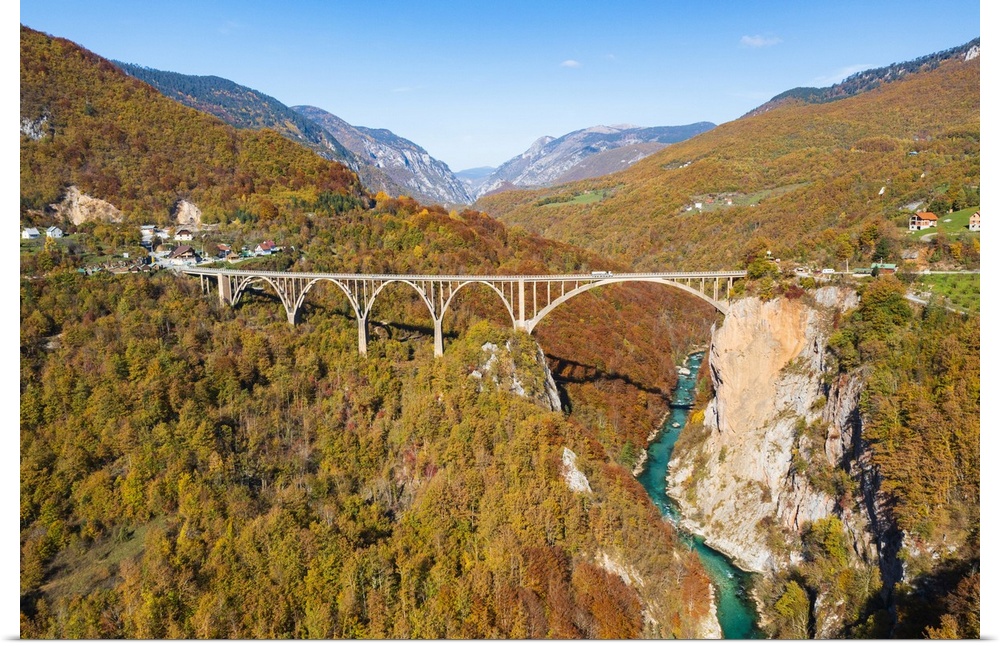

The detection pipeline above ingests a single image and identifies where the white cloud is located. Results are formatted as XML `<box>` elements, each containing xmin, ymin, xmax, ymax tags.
<box><xmin>560</xmin><ymin>59</ymin><xmax>582</xmax><ymax>68</ymax></box>
<box><xmin>813</xmin><ymin>64</ymin><xmax>874</xmax><ymax>86</ymax></box>
<box><xmin>740</xmin><ymin>34</ymin><xmax>782</xmax><ymax>48</ymax></box>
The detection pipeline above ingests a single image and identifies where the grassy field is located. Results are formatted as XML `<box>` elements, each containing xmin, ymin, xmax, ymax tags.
<box><xmin>539</xmin><ymin>189</ymin><xmax>608</xmax><ymax>208</ymax></box>
<box><xmin>687</xmin><ymin>182</ymin><xmax>811</xmax><ymax>213</ymax></box>
<box><xmin>910</xmin><ymin>272</ymin><xmax>980</xmax><ymax>313</ymax></box>
<box><xmin>40</xmin><ymin>518</ymin><xmax>166</xmax><ymax>601</ymax></box>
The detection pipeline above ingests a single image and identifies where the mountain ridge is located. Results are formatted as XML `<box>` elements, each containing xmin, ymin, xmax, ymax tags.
<box><xmin>743</xmin><ymin>37</ymin><xmax>980</xmax><ymax>118</ymax></box>
<box><xmin>112</xmin><ymin>61</ymin><xmax>717</xmax><ymax>206</ymax></box>
<box><xmin>472</xmin><ymin>122</ymin><xmax>716</xmax><ymax>199</ymax></box>
<box><xmin>113</xmin><ymin>62</ymin><xmax>472</xmax><ymax>206</ymax></box>
<box><xmin>292</xmin><ymin>104</ymin><xmax>472</xmax><ymax>205</ymax></box>
<box><xmin>114</xmin><ymin>62</ymin><xmax>356</xmax><ymax>164</ymax></box>
<box><xmin>475</xmin><ymin>48</ymin><xmax>979</xmax><ymax>271</ymax></box>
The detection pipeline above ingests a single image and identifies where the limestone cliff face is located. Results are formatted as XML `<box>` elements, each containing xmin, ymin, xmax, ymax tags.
<box><xmin>668</xmin><ymin>288</ymin><xmax>869</xmax><ymax>574</ymax></box>
<box><xmin>173</xmin><ymin>199</ymin><xmax>202</xmax><ymax>226</ymax></box>
<box><xmin>52</xmin><ymin>186</ymin><xmax>123</xmax><ymax>225</ymax></box>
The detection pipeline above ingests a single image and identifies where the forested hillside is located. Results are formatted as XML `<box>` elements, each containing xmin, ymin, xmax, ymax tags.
<box><xmin>477</xmin><ymin>53</ymin><xmax>979</xmax><ymax>272</ymax></box>
<box><xmin>826</xmin><ymin>278</ymin><xmax>979</xmax><ymax>638</ymax></box>
<box><xmin>21</xmin><ymin>26</ymin><xmax>365</xmax><ymax>223</ymax></box>
<box><xmin>745</xmin><ymin>38</ymin><xmax>979</xmax><ymax>117</ymax></box>
<box><xmin>20</xmin><ymin>271</ymin><xmax>718</xmax><ymax>638</ymax></box>
<box><xmin>20</xmin><ymin>25</ymin><xmax>721</xmax><ymax>637</ymax></box>
<box><xmin>114</xmin><ymin>62</ymin><xmax>355</xmax><ymax>164</ymax></box>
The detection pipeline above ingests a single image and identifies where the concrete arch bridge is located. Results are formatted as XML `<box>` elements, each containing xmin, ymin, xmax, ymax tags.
<box><xmin>177</xmin><ymin>267</ymin><xmax>746</xmax><ymax>357</ymax></box>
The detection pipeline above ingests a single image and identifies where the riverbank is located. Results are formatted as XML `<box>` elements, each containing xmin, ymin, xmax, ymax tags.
<box><xmin>636</xmin><ymin>351</ymin><xmax>760</xmax><ymax>639</ymax></box>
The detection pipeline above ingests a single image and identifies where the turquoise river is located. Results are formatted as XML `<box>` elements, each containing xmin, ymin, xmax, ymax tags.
<box><xmin>636</xmin><ymin>351</ymin><xmax>762</xmax><ymax>639</ymax></box>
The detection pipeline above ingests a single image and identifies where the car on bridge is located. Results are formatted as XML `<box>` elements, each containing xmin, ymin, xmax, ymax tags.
<box><xmin>590</xmin><ymin>271</ymin><xmax>614</xmax><ymax>277</ymax></box>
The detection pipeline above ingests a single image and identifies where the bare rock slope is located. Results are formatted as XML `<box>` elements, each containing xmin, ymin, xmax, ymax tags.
<box><xmin>52</xmin><ymin>186</ymin><xmax>123</xmax><ymax>225</ymax></box>
<box><xmin>668</xmin><ymin>288</ymin><xmax>872</xmax><ymax>573</ymax></box>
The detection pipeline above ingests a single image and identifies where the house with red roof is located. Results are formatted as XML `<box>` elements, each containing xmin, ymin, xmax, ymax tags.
<box><xmin>909</xmin><ymin>212</ymin><xmax>938</xmax><ymax>231</ymax></box>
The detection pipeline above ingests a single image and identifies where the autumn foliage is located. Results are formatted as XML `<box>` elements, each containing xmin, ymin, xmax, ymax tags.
<box><xmin>477</xmin><ymin>55</ymin><xmax>979</xmax><ymax>273</ymax></box>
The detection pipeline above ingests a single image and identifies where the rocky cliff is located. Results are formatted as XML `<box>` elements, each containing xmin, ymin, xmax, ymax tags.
<box><xmin>671</xmin><ymin>290</ymin><xmax>846</xmax><ymax>568</ymax></box>
<box><xmin>52</xmin><ymin>186</ymin><xmax>123</xmax><ymax>225</ymax></box>
<box><xmin>667</xmin><ymin>288</ymin><xmax>894</xmax><ymax>636</ymax></box>
<box><xmin>293</xmin><ymin>105</ymin><xmax>472</xmax><ymax>206</ymax></box>
<box><xmin>469</xmin><ymin>336</ymin><xmax>562</xmax><ymax>413</ymax></box>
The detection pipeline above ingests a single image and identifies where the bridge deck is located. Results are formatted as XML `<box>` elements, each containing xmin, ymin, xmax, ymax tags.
<box><xmin>178</xmin><ymin>267</ymin><xmax>746</xmax><ymax>281</ymax></box>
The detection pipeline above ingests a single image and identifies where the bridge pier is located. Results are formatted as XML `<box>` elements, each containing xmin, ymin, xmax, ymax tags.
<box><xmin>358</xmin><ymin>315</ymin><xmax>368</xmax><ymax>356</ymax></box>
<box><xmin>217</xmin><ymin>274</ymin><xmax>232</xmax><ymax>305</ymax></box>
<box><xmin>517</xmin><ymin>279</ymin><xmax>526</xmax><ymax>329</ymax></box>
<box><xmin>433</xmin><ymin>318</ymin><xmax>444</xmax><ymax>357</ymax></box>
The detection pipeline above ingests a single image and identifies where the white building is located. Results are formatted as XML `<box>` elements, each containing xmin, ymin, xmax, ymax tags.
<box><xmin>21</xmin><ymin>227</ymin><xmax>40</xmax><ymax>239</ymax></box>
<box><xmin>45</xmin><ymin>226</ymin><xmax>63</xmax><ymax>238</ymax></box>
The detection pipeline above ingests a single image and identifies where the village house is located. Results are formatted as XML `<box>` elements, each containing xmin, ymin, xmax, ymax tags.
<box><xmin>165</xmin><ymin>244</ymin><xmax>199</xmax><ymax>265</ymax></box>
<box><xmin>46</xmin><ymin>226</ymin><xmax>64</xmax><ymax>238</ymax></box>
<box><xmin>969</xmin><ymin>211</ymin><xmax>980</xmax><ymax>231</ymax></box>
<box><xmin>216</xmin><ymin>243</ymin><xmax>232</xmax><ymax>259</ymax></box>
<box><xmin>174</xmin><ymin>228</ymin><xmax>194</xmax><ymax>241</ymax></box>
<box><xmin>909</xmin><ymin>211</ymin><xmax>938</xmax><ymax>230</ymax></box>
<box><xmin>255</xmin><ymin>240</ymin><xmax>279</xmax><ymax>255</ymax></box>
<box><xmin>871</xmin><ymin>262</ymin><xmax>897</xmax><ymax>276</ymax></box>
<box><xmin>22</xmin><ymin>227</ymin><xmax>40</xmax><ymax>239</ymax></box>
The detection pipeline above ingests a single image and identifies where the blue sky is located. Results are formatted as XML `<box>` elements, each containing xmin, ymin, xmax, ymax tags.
<box><xmin>17</xmin><ymin>1</ymin><xmax>982</xmax><ymax>170</ymax></box>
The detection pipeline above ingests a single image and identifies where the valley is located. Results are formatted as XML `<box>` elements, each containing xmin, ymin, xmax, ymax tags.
<box><xmin>19</xmin><ymin>22</ymin><xmax>979</xmax><ymax>640</ymax></box>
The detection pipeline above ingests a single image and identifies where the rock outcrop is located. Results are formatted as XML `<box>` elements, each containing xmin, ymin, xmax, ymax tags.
<box><xmin>561</xmin><ymin>447</ymin><xmax>592</xmax><ymax>493</ymax></box>
<box><xmin>668</xmin><ymin>288</ymin><xmax>868</xmax><ymax>573</ymax></box>
<box><xmin>51</xmin><ymin>186</ymin><xmax>123</xmax><ymax>225</ymax></box>
<box><xmin>173</xmin><ymin>199</ymin><xmax>202</xmax><ymax>226</ymax></box>
<box><xmin>469</xmin><ymin>337</ymin><xmax>562</xmax><ymax>413</ymax></box>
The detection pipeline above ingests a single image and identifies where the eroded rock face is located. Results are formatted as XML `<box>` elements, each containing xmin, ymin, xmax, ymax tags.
<box><xmin>561</xmin><ymin>447</ymin><xmax>592</xmax><ymax>493</ymax></box>
<box><xmin>668</xmin><ymin>288</ymin><xmax>868</xmax><ymax>573</ymax></box>
<box><xmin>468</xmin><ymin>337</ymin><xmax>561</xmax><ymax>413</ymax></box>
<box><xmin>173</xmin><ymin>199</ymin><xmax>202</xmax><ymax>226</ymax></box>
<box><xmin>52</xmin><ymin>186</ymin><xmax>123</xmax><ymax>225</ymax></box>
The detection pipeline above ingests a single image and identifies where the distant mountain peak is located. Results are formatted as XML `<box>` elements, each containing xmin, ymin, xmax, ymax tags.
<box><xmin>471</xmin><ymin>122</ymin><xmax>715</xmax><ymax>199</ymax></box>
<box><xmin>293</xmin><ymin>105</ymin><xmax>472</xmax><ymax>206</ymax></box>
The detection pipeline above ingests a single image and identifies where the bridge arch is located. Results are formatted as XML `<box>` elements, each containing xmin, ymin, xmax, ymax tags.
<box><xmin>440</xmin><ymin>280</ymin><xmax>517</xmax><ymax>330</ymax></box>
<box><xmin>523</xmin><ymin>277</ymin><xmax>728</xmax><ymax>334</ymax></box>
<box><xmin>232</xmin><ymin>274</ymin><xmax>296</xmax><ymax>322</ymax></box>
<box><xmin>293</xmin><ymin>277</ymin><xmax>364</xmax><ymax>321</ymax></box>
